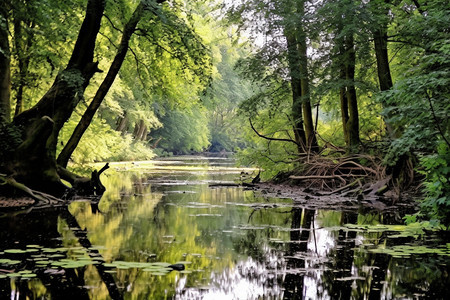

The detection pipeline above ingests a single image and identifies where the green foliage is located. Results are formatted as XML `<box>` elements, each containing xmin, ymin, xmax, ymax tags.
<box><xmin>204</xmin><ymin>45</ymin><xmax>253</xmax><ymax>152</ymax></box>
<box><xmin>9</xmin><ymin>0</ymin><xmax>86</xmax><ymax>111</ymax></box>
<box><xmin>150</xmin><ymin>105</ymin><xmax>210</xmax><ymax>154</ymax></box>
<box><xmin>378</xmin><ymin>0</ymin><xmax>450</xmax><ymax>165</ymax></box>
<box><xmin>58</xmin><ymin>113</ymin><xmax>154</xmax><ymax>165</ymax></box>
<box><xmin>415</xmin><ymin>143</ymin><xmax>450</xmax><ymax>227</ymax></box>
<box><xmin>236</xmin><ymin>108</ymin><xmax>298</xmax><ymax>179</ymax></box>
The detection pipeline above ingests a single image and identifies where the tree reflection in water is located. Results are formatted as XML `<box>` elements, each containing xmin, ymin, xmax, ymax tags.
<box><xmin>1</xmin><ymin>157</ymin><xmax>450</xmax><ymax>299</ymax></box>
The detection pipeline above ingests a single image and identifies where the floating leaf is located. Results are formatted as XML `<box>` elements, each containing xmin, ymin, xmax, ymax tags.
<box><xmin>26</xmin><ymin>245</ymin><xmax>42</xmax><ymax>248</ymax></box>
<box><xmin>0</xmin><ymin>259</ymin><xmax>21</xmax><ymax>264</ymax></box>
<box><xmin>4</xmin><ymin>249</ymin><xmax>27</xmax><ymax>254</ymax></box>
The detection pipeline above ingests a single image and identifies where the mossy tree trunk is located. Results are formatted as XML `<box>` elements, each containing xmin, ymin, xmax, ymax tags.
<box><xmin>7</xmin><ymin>0</ymin><xmax>106</xmax><ymax>196</ymax></box>
<box><xmin>12</xmin><ymin>6</ymin><xmax>35</xmax><ymax>117</ymax></box>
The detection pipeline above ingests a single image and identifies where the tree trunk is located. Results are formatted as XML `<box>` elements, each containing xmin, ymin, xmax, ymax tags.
<box><xmin>12</xmin><ymin>13</ymin><xmax>34</xmax><ymax>116</ymax></box>
<box><xmin>339</xmin><ymin>68</ymin><xmax>349</xmax><ymax>145</ymax></box>
<box><xmin>9</xmin><ymin>0</ymin><xmax>106</xmax><ymax>196</ymax></box>
<box><xmin>115</xmin><ymin>111</ymin><xmax>128</xmax><ymax>134</ymax></box>
<box><xmin>284</xmin><ymin>0</ymin><xmax>319</xmax><ymax>154</ymax></box>
<box><xmin>344</xmin><ymin>33</ymin><xmax>360</xmax><ymax>150</ymax></box>
<box><xmin>138</xmin><ymin>124</ymin><xmax>146</xmax><ymax>141</ymax></box>
<box><xmin>285</xmin><ymin>30</ymin><xmax>307</xmax><ymax>153</ymax></box>
<box><xmin>372</xmin><ymin>0</ymin><xmax>396</xmax><ymax>138</ymax></box>
<box><xmin>296</xmin><ymin>1</ymin><xmax>319</xmax><ymax>153</ymax></box>
<box><xmin>134</xmin><ymin>119</ymin><xmax>145</xmax><ymax>140</ymax></box>
<box><xmin>335</xmin><ymin>22</ymin><xmax>350</xmax><ymax>146</ymax></box>
<box><xmin>140</xmin><ymin>125</ymin><xmax>148</xmax><ymax>141</ymax></box>
<box><xmin>373</xmin><ymin>29</ymin><xmax>392</xmax><ymax>92</ymax></box>
<box><xmin>0</xmin><ymin>5</ymin><xmax>11</xmax><ymax>122</ymax></box>
<box><xmin>57</xmin><ymin>1</ymin><xmax>149</xmax><ymax>168</ymax></box>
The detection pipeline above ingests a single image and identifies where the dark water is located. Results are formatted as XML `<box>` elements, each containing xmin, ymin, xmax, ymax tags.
<box><xmin>1</xmin><ymin>156</ymin><xmax>449</xmax><ymax>299</ymax></box>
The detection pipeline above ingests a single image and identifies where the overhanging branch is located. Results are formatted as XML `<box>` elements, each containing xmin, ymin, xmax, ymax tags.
<box><xmin>249</xmin><ymin>118</ymin><xmax>301</xmax><ymax>147</ymax></box>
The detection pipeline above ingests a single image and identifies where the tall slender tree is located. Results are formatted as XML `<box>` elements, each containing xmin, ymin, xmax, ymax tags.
<box><xmin>284</xmin><ymin>0</ymin><xmax>318</xmax><ymax>152</ymax></box>
<box><xmin>57</xmin><ymin>1</ymin><xmax>158</xmax><ymax>168</ymax></box>
<box><xmin>370</xmin><ymin>0</ymin><xmax>396</xmax><ymax>137</ymax></box>
<box><xmin>0</xmin><ymin>4</ymin><xmax>11</xmax><ymax>122</ymax></box>
<box><xmin>343</xmin><ymin>31</ymin><xmax>360</xmax><ymax>149</ymax></box>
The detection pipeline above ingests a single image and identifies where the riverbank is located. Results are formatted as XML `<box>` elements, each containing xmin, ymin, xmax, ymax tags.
<box><xmin>250</xmin><ymin>181</ymin><xmax>419</xmax><ymax>213</ymax></box>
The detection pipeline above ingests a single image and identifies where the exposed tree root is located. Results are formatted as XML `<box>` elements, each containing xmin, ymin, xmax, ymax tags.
<box><xmin>0</xmin><ymin>175</ymin><xmax>65</xmax><ymax>209</ymax></box>
<box><xmin>284</xmin><ymin>153</ymin><xmax>402</xmax><ymax>200</ymax></box>
<box><xmin>0</xmin><ymin>163</ymin><xmax>110</xmax><ymax>211</ymax></box>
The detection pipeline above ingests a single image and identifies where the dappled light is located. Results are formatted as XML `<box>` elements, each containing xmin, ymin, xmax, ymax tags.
<box><xmin>0</xmin><ymin>0</ymin><xmax>449</xmax><ymax>298</ymax></box>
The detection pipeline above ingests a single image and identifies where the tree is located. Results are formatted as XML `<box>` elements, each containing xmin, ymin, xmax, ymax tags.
<box><xmin>57</xmin><ymin>1</ymin><xmax>156</xmax><ymax>168</ymax></box>
<box><xmin>7</xmin><ymin>0</ymin><xmax>106</xmax><ymax>196</ymax></box>
<box><xmin>0</xmin><ymin>3</ymin><xmax>11</xmax><ymax>122</ymax></box>
<box><xmin>290</xmin><ymin>0</ymin><xmax>318</xmax><ymax>152</ymax></box>
<box><xmin>228</xmin><ymin>0</ymin><xmax>318</xmax><ymax>154</ymax></box>
<box><xmin>333</xmin><ymin>0</ymin><xmax>360</xmax><ymax>149</ymax></box>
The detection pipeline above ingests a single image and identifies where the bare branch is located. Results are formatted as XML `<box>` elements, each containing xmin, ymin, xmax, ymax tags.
<box><xmin>249</xmin><ymin>118</ymin><xmax>301</xmax><ymax>146</ymax></box>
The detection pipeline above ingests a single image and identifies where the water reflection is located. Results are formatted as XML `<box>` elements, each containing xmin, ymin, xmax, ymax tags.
<box><xmin>0</xmin><ymin>157</ymin><xmax>449</xmax><ymax>299</ymax></box>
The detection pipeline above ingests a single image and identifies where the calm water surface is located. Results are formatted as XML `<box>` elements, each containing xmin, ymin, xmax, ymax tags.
<box><xmin>0</xmin><ymin>156</ymin><xmax>449</xmax><ymax>299</ymax></box>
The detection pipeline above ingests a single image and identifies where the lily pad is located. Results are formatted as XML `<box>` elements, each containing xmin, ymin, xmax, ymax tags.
<box><xmin>4</xmin><ymin>249</ymin><xmax>28</xmax><ymax>254</ymax></box>
<box><xmin>0</xmin><ymin>259</ymin><xmax>21</xmax><ymax>264</ymax></box>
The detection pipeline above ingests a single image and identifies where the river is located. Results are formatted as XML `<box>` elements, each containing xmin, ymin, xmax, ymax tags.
<box><xmin>0</xmin><ymin>156</ymin><xmax>449</xmax><ymax>299</ymax></box>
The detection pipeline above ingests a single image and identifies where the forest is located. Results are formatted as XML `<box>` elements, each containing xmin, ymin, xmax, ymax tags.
<box><xmin>0</xmin><ymin>0</ymin><xmax>449</xmax><ymax>229</ymax></box>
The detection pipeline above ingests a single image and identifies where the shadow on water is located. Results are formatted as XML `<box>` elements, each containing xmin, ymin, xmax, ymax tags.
<box><xmin>0</xmin><ymin>156</ymin><xmax>450</xmax><ymax>299</ymax></box>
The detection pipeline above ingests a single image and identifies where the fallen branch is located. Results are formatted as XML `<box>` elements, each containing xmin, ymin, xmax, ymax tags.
<box><xmin>320</xmin><ymin>179</ymin><xmax>361</xmax><ymax>195</ymax></box>
<box><xmin>290</xmin><ymin>175</ymin><xmax>347</xmax><ymax>185</ymax></box>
